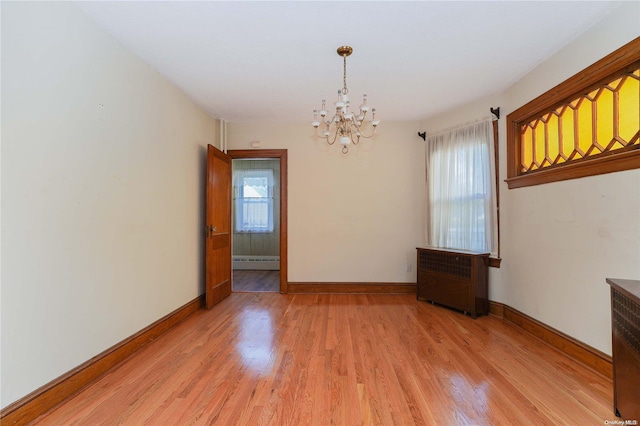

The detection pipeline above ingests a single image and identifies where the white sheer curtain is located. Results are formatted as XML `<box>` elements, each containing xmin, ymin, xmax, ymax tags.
<box><xmin>233</xmin><ymin>169</ymin><xmax>274</xmax><ymax>232</ymax></box>
<box><xmin>424</xmin><ymin>119</ymin><xmax>498</xmax><ymax>256</ymax></box>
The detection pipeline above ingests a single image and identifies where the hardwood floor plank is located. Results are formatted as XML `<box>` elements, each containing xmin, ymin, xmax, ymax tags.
<box><xmin>31</xmin><ymin>294</ymin><xmax>614</xmax><ymax>425</ymax></box>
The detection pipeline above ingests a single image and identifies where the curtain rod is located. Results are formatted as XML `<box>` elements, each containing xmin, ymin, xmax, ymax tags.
<box><xmin>418</xmin><ymin>107</ymin><xmax>499</xmax><ymax>141</ymax></box>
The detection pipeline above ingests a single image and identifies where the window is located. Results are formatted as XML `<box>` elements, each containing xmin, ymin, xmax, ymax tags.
<box><xmin>425</xmin><ymin>119</ymin><xmax>498</xmax><ymax>258</ymax></box>
<box><xmin>234</xmin><ymin>169</ymin><xmax>274</xmax><ymax>232</ymax></box>
<box><xmin>506</xmin><ymin>38</ymin><xmax>640</xmax><ymax>189</ymax></box>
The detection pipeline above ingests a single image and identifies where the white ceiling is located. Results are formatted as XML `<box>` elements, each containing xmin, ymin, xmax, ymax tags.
<box><xmin>76</xmin><ymin>1</ymin><xmax>622</xmax><ymax>124</ymax></box>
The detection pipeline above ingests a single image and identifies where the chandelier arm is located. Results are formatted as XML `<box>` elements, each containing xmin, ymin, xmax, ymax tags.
<box><xmin>327</xmin><ymin>130</ymin><xmax>338</xmax><ymax>145</ymax></box>
<box><xmin>314</xmin><ymin>126</ymin><xmax>334</xmax><ymax>145</ymax></box>
<box><xmin>325</xmin><ymin>111</ymin><xmax>340</xmax><ymax>126</ymax></box>
<box><xmin>349</xmin><ymin>122</ymin><xmax>377</xmax><ymax>139</ymax></box>
<box><xmin>348</xmin><ymin>121</ymin><xmax>369</xmax><ymax>134</ymax></box>
<box><xmin>353</xmin><ymin>129</ymin><xmax>378</xmax><ymax>139</ymax></box>
<box><xmin>355</xmin><ymin>133</ymin><xmax>375</xmax><ymax>139</ymax></box>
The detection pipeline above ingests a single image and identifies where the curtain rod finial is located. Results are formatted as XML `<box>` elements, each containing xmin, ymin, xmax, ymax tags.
<box><xmin>418</xmin><ymin>132</ymin><xmax>426</xmax><ymax>141</ymax></box>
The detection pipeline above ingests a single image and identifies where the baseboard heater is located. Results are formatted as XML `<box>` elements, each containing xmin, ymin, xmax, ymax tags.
<box><xmin>233</xmin><ymin>255</ymin><xmax>280</xmax><ymax>270</ymax></box>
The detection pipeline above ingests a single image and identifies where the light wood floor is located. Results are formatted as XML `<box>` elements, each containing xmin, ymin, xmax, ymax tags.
<box><xmin>32</xmin><ymin>294</ymin><xmax>614</xmax><ymax>425</ymax></box>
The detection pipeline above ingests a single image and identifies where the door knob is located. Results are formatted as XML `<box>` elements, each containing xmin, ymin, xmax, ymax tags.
<box><xmin>204</xmin><ymin>225</ymin><xmax>217</xmax><ymax>238</ymax></box>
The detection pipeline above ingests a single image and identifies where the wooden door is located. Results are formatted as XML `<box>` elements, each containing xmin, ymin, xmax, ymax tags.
<box><xmin>205</xmin><ymin>144</ymin><xmax>232</xmax><ymax>309</ymax></box>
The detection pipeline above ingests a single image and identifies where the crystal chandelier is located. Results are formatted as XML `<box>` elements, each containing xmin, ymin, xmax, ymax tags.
<box><xmin>312</xmin><ymin>46</ymin><xmax>380</xmax><ymax>154</ymax></box>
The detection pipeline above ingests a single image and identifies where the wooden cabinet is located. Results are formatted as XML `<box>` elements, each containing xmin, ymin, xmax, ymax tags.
<box><xmin>416</xmin><ymin>247</ymin><xmax>489</xmax><ymax>318</ymax></box>
<box><xmin>606</xmin><ymin>278</ymin><xmax>640</xmax><ymax>420</ymax></box>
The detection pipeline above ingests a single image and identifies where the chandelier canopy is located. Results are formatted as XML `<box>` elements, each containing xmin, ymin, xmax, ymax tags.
<box><xmin>312</xmin><ymin>46</ymin><xmax>380</xmax><ymax>153</ymax></box>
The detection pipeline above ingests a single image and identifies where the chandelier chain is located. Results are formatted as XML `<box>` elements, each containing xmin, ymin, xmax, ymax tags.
<box><xmin>343</xmin><ymin>55</ymin><xmax>348</xmax><ymax>94</ymax></box>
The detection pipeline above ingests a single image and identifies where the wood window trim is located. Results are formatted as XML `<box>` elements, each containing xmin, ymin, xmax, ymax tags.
<box><xmin>506</xmin><ymin>37</ymin><xmax>640</xmax><ymax>189</ymax></box>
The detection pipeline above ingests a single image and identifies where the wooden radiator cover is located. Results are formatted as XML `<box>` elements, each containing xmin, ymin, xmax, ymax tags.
<box><xmin>417</xmin><ymin>247</ymin><xmax>489</xmax><ymax>318</ymax></box>
<box><xmin>607</xmin><ymin>278</ymin><xmax>640</xmax><ymax>420</ymax></box>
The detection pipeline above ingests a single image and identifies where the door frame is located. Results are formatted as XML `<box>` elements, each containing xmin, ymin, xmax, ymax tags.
<box><xmin>228</xmin><ymin>149</ymin><xmax>288</xmax><ymax>293</ymax></box>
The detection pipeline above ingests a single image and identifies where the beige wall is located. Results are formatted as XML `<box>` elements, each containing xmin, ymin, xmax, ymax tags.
<box><xmin>1</xmin><ymin>2</ymin><xmax>218</xmax><ymax>407</ymax></box>
<box><xmin>421</xmin><ymin>2</ymin><xmax>640</xmax><ymax>355</ymax></box>
<box><xmin>228</xmin><ymin>121</ymin><xmax>424</xmax><ymax>283</ymax></box>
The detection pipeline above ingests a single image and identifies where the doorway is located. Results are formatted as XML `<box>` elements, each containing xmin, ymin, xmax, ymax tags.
<box><xmin>228</xmin><ymin>150</ymin><xmax>288</xmax><ymax>293</ymax></box>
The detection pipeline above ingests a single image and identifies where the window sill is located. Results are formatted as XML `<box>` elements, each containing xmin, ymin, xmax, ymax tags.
<box><xmin>506</xmin><ymin>149</ymin><xmax>640</xmax><ymax>189</ymax></box>
<box><xmin>488</xmin><ymin>257</ymin><xmax>501</xmax><ymax>268</ymax></box>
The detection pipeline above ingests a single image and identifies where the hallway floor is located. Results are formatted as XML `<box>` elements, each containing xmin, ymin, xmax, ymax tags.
<box><xmin>233</xmin><ymin>270</ymin><xmax>279</xmax><ymax>292</ymax></box>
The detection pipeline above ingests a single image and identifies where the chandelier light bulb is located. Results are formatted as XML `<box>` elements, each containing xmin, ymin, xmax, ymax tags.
<box><xmin>360</xmin><ymin>94</ymin><xmax>369</xmax><ymax>111</ymax></box>
<box><xmin>320</xmin><ymin>100</ymin><xmax>327</xmax><ymax>117</ymax></box>
<box><xmin>335</xmin><ymin>90</ymin><xmax>344</xmax><ymax>109</ymax></box>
